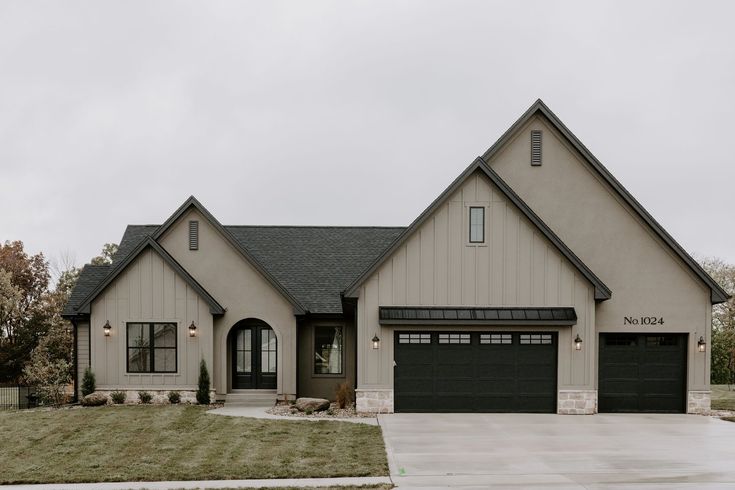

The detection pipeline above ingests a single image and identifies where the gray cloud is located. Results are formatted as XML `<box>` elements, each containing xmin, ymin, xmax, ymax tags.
<box><xmin>1</xmin><ymin>0</ymin><xmax>733</xmax><ymax>267</ymax></box>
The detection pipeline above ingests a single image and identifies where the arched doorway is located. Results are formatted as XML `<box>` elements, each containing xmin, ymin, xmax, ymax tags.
<box><xmin>229</xmin><ymin>319</ymin><xmax>277</xmax><ymax>390</ymax></box>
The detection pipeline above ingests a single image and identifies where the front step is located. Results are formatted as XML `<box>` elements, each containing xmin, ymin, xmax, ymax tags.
<box><xmin>225</xmin><ymin>390</ymin><xmax>277</xmax><ymax>407</ymax></box>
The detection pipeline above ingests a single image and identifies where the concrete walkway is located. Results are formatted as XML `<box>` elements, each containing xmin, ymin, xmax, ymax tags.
<box><xmin>380</xmin><ymin>412</ymin><xmax>735</xmax><ymax>489</ymax></box>
<box><xmin>207</xmin><ymin>404</ymin><xmax>379</xmax><ymax>425</ymax></box>
<box><xmin>1</xmin><ymin>476</ymin><xmax>393</xmax><ymax>490</ymax></box>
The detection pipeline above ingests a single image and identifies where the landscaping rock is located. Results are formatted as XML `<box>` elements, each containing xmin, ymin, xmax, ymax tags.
<box><xmin>81</xmin><ymin>392</ymin><xmax>108</xmax><ymax>407</ymax></box>
<box><xmin>294</xmin><ymin>397</ymin><xmax>330</xmax><ymax>412</ymax></box>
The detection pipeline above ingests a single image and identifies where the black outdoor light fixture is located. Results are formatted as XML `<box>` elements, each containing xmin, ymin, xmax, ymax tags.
<box><xmin>372</xmin><ymin>334</ymin><xmax>380</xmax><ymax>349</ymax></box>
<box><xmin>189</xmin><ymin>321</ymin><xmax>197</xmax><ymax>337</ymax></box>
<box><xmin>103</xmin><ymin>320</ymin><xmax>112</xmax><ymax>337</ymax></box>
<box><xmin>698</xmin><ymin>336</ymin><xmax>706</xmax><ymax>352</ymax></box>
<box><xmin>574</xmin><ymin>334</ymin><xmax>583</xmax><ymax>351</ymax></box>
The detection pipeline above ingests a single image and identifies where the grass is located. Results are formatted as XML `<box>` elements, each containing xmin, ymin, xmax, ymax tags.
<box><xmin>186</xmin><ymin>487</ymin><xmax>392</xmax><ymax>490</ymax></box>
<box><xmin>711</xmin><ymin>384</ymin><xmax>735</xmax><ymax>411</ymax></box>
<box><xmin>0</xmin><ymin>405</ymin><xmax>388</xmax><ymax>484</ymax></box>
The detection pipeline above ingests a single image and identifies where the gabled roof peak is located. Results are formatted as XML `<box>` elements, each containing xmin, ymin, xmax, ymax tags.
<box><xmin>153</xmin><ymin>195</ymin><xmax>308</xmax><ymax>314</ymax></box>
<box><xmin>344</xmin><ymin>156</ymin><xmax>612</xmax><ymax>301</ymax></box>
<box><xmin>482</xmin><ymin>99</ymin><xmax>729</xmax><ymax>304</ymax></box>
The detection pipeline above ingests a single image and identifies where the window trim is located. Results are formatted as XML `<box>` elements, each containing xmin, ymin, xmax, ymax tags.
<box><xmin>312</xmin><ymin>325</ymin><xmax>344</xmax><ymax>377</ymax></box>
<box><xmin>468</xmin><ymin>206</ymin><xmax>486</xmax><ymax>244</ymax></box>
<box><xmin>126</xmin><ymin>322</ymin><xmax>178</xmax><ymax>374</ymax></box>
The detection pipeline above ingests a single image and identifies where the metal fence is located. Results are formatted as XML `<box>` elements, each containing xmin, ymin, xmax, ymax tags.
<box><xmin>0</xmin><ymin>386</ymin><xmax>37</xmax><ymax>410</ymax></box>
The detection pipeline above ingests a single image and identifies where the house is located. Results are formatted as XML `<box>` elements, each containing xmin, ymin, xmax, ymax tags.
<box><xmin>63</xmin><ymin>100</ymin><xmax>728</xmax><ymax>414</ymax></box>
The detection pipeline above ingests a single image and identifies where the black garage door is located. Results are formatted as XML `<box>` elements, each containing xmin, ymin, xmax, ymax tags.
<box><xmin>394</xmin><ymin>331</ymin><xmax>557</xmax><ymax>413</ymax></box>
<box><xmin>599</xmin><ymin>333</ymin><xmax>687</xmax><ymax>413</ymax></box>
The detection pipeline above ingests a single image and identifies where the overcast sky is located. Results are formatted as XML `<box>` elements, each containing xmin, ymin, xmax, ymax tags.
<box><xmin>1</xmin><ymin>0</ymin><xmax>733</xmax><ymax>271</ymax></box>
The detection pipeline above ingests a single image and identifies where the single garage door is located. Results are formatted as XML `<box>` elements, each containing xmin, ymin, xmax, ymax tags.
<box><xmin>394</xmin><ymin>331</ymin><xmax>557</xmax><ymax>413</ymax></box>
<box><xmin>599</xmin><ymin>333</ymin><xmax>687</xmax><ymax>413</ymax></box>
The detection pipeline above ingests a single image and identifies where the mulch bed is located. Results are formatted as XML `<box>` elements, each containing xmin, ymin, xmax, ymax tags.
<box><xmin>267</xmin><ymin>402</ymin><xmax>375</xmax><ymax>419</ymax></box>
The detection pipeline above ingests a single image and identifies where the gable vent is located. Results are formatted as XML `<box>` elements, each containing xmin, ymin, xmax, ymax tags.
<box><xmin>531</xmin><ymin>130</ymin><xmax>542</xmax><ymax>166</ymax></box>
<box><xmin>189</xmin><ymin>220</ymin><xmax>199</xmax><ymax>250</ymax></box>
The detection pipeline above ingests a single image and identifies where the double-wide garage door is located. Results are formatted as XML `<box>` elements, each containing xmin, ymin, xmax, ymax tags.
<box><xmin>394</xmin><ymin>331</ymin><xmax>557</xmax><ymax>413</ymax></box>
<box><xmin>599</xmin><ymin>333</ymin><xmax>687</xmax><ymax>413</ymax></box>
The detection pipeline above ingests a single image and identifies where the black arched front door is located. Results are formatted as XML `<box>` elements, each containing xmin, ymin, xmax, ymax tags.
<box><xmin>231</xmin><ymin>320</ymin><xmax>277</xmax><ymax>389</ymax></box>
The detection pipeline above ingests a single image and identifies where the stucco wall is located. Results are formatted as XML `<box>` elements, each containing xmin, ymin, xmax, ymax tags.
<box><xmin>356</xmin><ymin>170</ymin><xmax>597</xmax><ymax>392</ymax></box>
<box><xmin>486</xmin><ymin>115</ymin><xmax>712</xmax><ymax>391</ymax></box>
<box><xmin>158</xmin><ymin>208</ymin><xmax>298</xmax><ymax>398</ymax></box>
<box><xmin>89</xmin><ymin>248</ymin><xmax>214</xmax><ymax>390</ymax></box>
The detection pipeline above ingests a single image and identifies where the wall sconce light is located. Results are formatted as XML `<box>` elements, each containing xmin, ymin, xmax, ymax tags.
<box><xmin>189</xmin><ymin>321</ymin><xmax>197</xmax><ymax>337</ymax></box>
<box><xmin>103</xmin><ymin>320</ymin><xmax>112</xmax><ymax>337</ymax></box>
<box><xmin>698</xmin><ymin>336</ymin><xmax>706</xmax><ymax>352</ymax></box>
<box><xmin>574</xmin><ymin>334</ymin><xmax>583</xmax><ymax>351</ymax></box>
<box><xmin>372</xmin><ymin>334</ymin><xmax>380</xmax><ymax>350</ymax></box>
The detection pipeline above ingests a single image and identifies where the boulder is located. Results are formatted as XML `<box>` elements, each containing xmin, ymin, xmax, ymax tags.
<box><xmin>294</xmin><ymin>397</ymin><xmax>330</xmax><ymax>412</ymax></box>
<box><xmin>81</xmin><ymin>392</ymin><xmax>108</xmax><ymax>407</ymax></box>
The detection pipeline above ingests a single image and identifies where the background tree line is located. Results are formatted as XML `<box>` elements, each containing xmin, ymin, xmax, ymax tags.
<box><xmin>0</xmin><ymin>241</ymin><xmax>117</xmax><ymax>402</ymax></box>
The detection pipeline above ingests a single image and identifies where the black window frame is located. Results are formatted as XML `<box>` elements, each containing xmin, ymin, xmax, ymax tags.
<box><xmin>469</xmin><ymin>206</ymin><xmax>485</xmax><ymax>244</ymax></box>
<box><xmin>313</xmin><ymin>325</ymin><xmax>344</xmax><ymax>376</ymax></box>
<box><xmin>126</xmin><ymin>322</ymin><xmax>178</xmax><ymax>373</ymax></box>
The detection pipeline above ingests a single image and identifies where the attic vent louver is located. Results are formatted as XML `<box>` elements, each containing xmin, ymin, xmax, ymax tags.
<box><xmin>531</xmin><ymin>130</ymin><xmax>542</xmax><ymax>166</ymax></box>
<box><xmin>189</xmin><ymin>220</ymin><xmax>199</xmax><ymax>250</ymax></box>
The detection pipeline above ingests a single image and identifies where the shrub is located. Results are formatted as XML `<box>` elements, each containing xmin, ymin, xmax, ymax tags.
<box><xmin>110</xmin><ymin>391</ymin><xmax>126</xmax><ymax>404</ymax></box>
<box><xmin>196</xmin><ymin>359</ymin><xmax>210</xmax><ymax>405</ymax></box>
<box><xmin>23</xmin><ymin>337</ymin><xmax>72</xmax><ymax>407</ymax></box>
<box><xmin>81</xmin><ymin>367</ymin><xmax>96</xmax><ymax>397</ymax></box>
<box><xmin>138</xmin><ymin>391</ymin><xmax>152</xmax><ymax>404</ymax></box>
<box><xmin>167</xmin><ymin>391</ymin><xmax>181</xmax><ymax>404</ymax></box>
<box><xmin>335</xmin><ymin>381</ymin><xmax>352</xmax><ymax>409</ymax></box>
<box><xmin>305</xmin><ymin>407</ymin><xmax>313</xmax><ymax>415</ymax></box>
<box><xmin>81</xmin><ymin>392</ymin><xmax>108</xmax><ymax>406</ymax></box>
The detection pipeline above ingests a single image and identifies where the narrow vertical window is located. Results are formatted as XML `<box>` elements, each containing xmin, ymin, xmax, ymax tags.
<box><xmin>469</xmin><ymin>207</ymin><xmax>485</xmax><ymax>243</ymax></box>
<box><xmin>314</xmin><ymin>326</ymin><xmax>343</xmax><ymax>374</ymax></box>
<box><xmin>189</xmin><ymin>220</ymin><xmax>199</xmax><ymax>250</ymax></box>
<box><xmin>531</xmin><ymin>130</ymin><xmax>542</xmax><ymax>166</ymax></box>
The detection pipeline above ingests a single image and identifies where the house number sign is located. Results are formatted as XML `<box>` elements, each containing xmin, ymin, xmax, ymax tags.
<box><xmin>624</xmin><ymin>316</ymin><xmax>665</xmax><ymax>325</ymax></box>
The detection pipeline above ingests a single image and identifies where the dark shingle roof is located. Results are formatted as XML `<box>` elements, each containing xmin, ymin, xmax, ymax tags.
<box><xmin>63</xmin><ymin>264</ymin><xmax>112</xmax><ymax>316</ymax></box>
<box><xmin>65</xmin><ymin>224</ymin><xmax>404</xmax><ymax>315</ymax></box>
<box><xmin>227</xmin><ymin>226</ymin><xmax>404</xmax><ymax>313</ymax></box>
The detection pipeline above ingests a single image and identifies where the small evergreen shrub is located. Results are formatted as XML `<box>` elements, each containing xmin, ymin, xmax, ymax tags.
<box><xmin>335</xmin><ymin>382</ymin><xmax>352</xmax><ymax>409</ymax></box>
<box><xmin>81</xmin><ymin>367</ymin><xmax>96</xmax><ymax>397</ymax></box>
<box><xmin>138</xmin><ymin>391</ymin><xmax>153</xmax><ymax>404</ymax></box>
<box><xmin>110</xmin><ymin>391</ymin><xmax>126</xmax><ymax>404</ymax></box>
<box><xmin>305</xmin><ymin>407</ymin><xmax>313</xmax><ymax>415</ymax></box>
<box><xmin>167</xmin><ymin>391</ymin><xmax>181</xmax><ymax>404</ymax></box>
<box><xmin>196</xmin><ymin>359</ymin><xmax>210</xmax><ymax>405</ymax></box>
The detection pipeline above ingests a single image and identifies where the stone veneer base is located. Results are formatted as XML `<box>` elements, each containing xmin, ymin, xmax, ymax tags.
<box><xmin>557</xmin><ymin>390</ymin><xmax>597</xmax><ymax>415</ymax></box>
<box><xmin>687</xmin><ymin>391</ymin><xmax>711</xmax><ymax>414</ymax></box>
<box><xmin>356</xmin><ymin>389</ymin><xmax>394</xmax><ymax>413</ymax></box>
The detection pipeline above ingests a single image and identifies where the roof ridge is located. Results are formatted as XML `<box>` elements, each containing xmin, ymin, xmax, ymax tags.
<box><xmin>225</xmin><ymin>225</ymin><xmax>407</xmax><ymax>229</ymax></box>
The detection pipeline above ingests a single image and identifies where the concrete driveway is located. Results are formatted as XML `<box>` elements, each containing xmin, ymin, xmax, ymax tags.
<box><xmin>378</xmin><ymin>413</ymin><xmax>735</xmax><ymax>489</ymax></box>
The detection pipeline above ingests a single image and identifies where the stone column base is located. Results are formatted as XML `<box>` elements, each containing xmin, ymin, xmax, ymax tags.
<box><xmin>558</xmin><ymin>390</ymin><xmax>597</xmax><ymax>414</ymax></box>
<box><xmin>687</xmin><ymin>391</ymin><xmax>711</xmax><ymax>414</ymax></box>
<box><xmin>356</xmin><ymin>389</ymin><xmax>394</xmax><ymax>413</ymax></box>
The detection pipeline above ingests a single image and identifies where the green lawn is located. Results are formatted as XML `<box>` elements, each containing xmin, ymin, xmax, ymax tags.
<box><xmin>711</xmin><ymin>384</ymin><xmax>735</xmax><ymax>411</ymax></box>
<box><xmin>0</xmin><ymin>405</ymin><xmax>388</xmax><ymax>484</ymax></box>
